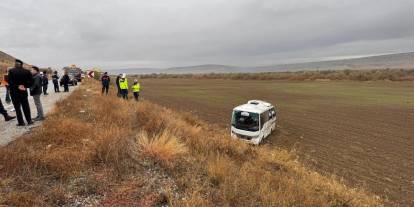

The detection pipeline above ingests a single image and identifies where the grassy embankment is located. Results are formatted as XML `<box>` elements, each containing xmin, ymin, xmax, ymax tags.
<box><xmin>0</xmin><ymin>80</ymin><xmax>382</xmax><ymax>206</ymax></box>
<box><xmin>136</xmin><ymin>68</ymin><xmax>414</xmax><ymax>81</ymax></box>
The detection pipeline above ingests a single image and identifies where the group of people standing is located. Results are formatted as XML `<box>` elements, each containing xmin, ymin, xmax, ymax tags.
<box><xmin>0</xmin><ymin>59</ymin><xmax>71</xmax><ymax>126</ymax></box>
<box><xmin>101</xmin><ymin>72</ymin><xmax>141</xmax><ymax>101</ymax></box>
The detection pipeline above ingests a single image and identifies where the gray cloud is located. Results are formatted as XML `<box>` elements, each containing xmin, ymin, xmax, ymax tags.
<box><xmin>1</xmin><ymin>0</ymin><xmax>414</xmax><ymax>69</ymax></box>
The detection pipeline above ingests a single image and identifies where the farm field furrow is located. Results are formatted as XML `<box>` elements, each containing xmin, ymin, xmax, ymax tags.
<box><xmin>139</xmin><ymin>78</ymin><xmax>414</xmax><ymax>206</ymax></box>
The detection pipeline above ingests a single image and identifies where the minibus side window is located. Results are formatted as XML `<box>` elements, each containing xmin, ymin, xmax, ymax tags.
<box><xmin>260</xmin><ymin>112</ymin><xmax>269</xmax><ymax>129</ymax></box>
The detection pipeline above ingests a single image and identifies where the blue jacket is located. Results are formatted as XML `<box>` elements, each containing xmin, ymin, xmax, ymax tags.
<box><xmin>101</xmin><ymin>75</ymin><xmax>110</xmax><ymax>86</ymax></box>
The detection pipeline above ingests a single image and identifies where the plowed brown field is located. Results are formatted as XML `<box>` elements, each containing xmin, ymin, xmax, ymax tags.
<box><xmin>137</xmin><ymin>78</ymin><xmax>414</xmax><ymax>206</ymax></box>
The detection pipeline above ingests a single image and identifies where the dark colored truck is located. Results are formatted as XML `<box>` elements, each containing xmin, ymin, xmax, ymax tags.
<box><xmin>61</xmin><ymin>65</ymin><xmax>82</xmax><ymax>86</ymax></box>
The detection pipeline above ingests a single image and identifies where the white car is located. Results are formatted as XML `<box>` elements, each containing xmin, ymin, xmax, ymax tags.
<box><xmin>231</xmin><ymin>100</ymin><xmax>277</xmax><ymax>145</ymax></box>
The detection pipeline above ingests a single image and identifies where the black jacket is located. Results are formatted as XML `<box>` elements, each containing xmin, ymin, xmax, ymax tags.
<box><xmin>8</xmin><ymin>67</ymin><xmax>33</xmax><ymax>94</ymax></box>
<box><xmin>52</xmin><ymin>74</ymin><xmax>59</xmax><ymax>83</ymax></box>
<box><xmin>101</xmin><ymin>75</ymin><xmax>110</xmax><ymax>86</ymax></box>
<box><xmin>115</xmin><ymin>76</ymin><xmax>120</xmax><ymax>88</ymax></box>
<box><xmin>42</xmin><ymin>75</ymin><xmax>49</xmax><ymax>86</ymax></box>
<box><xmin>61</xmin><ymin>74</ymin><xmax>70</xmax><ymax>85</ymax></box>
<box><xmin>30</xmin><ymin>73</ymin><xmax>42</xmax><ymax>96</ymax></box>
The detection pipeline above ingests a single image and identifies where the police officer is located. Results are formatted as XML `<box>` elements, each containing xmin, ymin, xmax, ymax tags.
<box><xmin>101</xmin><ymin>72</ymin><xmax>110</xmax><ymax>95</ymax></box>
<box><xmin>8</xmin><ymin>59</ymin><xmax>33</xmax><ymax>126</ymax></box>
<box><xmin>132</xmin><ymin>79</ymin><xmax>140</xmax><ymax>101</ymax></box>
<box><xmin>119</xmin><ymin>73</ymin><xmax>128</xmax><ymax>100</ymax></box>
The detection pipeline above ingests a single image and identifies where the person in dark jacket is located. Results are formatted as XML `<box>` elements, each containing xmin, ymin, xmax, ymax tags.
<box><xmin>101</xmin><ymin>72</ymin><xmax>110</xmax><ymax>95</ymax></box>
<box><xmin>52</xmin><ymin>71</ymin><xmax>60</xmax><ymax>93</ymax></box>
<box><xmin>30</xmin><ymin>66</ymin><xmax>44</xmax><ymax>121</ymax></box>
<box><xmin>42</xmin><ymin>72</ymin><xmax>49</xmax><ymax>95</ymax></box>
<box><xmin>115</xmin><ymin>74</ymin><xmax>121</xmax><ymax>97</ymax></box>
<box><xmin>8</xmin><ymin>59</ymin><xmax>33</xmax><ymax>126</ymax></box>
<box><xmin>0</xmin><ymin>99</ymin><xmax>15</xmax><ymax>122</ymax></box>
<box><xmin>61</xmin><ymin>71</ymin><xmax>70</xmax><ymax>92</ymax></box>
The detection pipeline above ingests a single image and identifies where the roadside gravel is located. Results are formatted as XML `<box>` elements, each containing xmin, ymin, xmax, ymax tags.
<box><xmin>0</xmin><ymin>82</ymin><xmax>78</xmax><ymax>146</ymax></box>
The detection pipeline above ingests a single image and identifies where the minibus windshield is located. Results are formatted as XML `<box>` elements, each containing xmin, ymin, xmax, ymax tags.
<box><xmin>232</xmin><ymin>111</ymin><xmax>260</xmax><ymax>132</ymax></box>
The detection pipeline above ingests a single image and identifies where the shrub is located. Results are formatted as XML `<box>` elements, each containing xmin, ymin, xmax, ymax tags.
<box><xmin>137</xmin><ymin>131</ymin><xmax>188</xmax><ymax>162</ymax></box>
<box><xmin>137</xmin><ymin>69</ymin><xmax>414</xmax><ymax>81</ymax></box>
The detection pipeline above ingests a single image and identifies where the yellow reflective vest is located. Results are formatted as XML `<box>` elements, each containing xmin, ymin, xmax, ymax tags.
<box><xmin>132</xmin><ymin>83</ymin><xmax>140</xmax><ymax>92</ymax></box>
<box><xmin>119</xmin><ymin>78</ymin><xmax>128</xmax><ymax>89</ymax></box>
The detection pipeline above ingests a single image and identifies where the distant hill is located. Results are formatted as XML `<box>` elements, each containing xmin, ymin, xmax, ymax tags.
<box><xmin>108</xmin><ymin>65</ymin><xmax>239</xmax><ymax>75</ymax></box>
<box><xmin>113</xmin><ymin>52</ymin><xmax>414</xmax><ymax>75</ymax></box>
<box><xmin>164</xmin><ymin>64</ymin><xmax>239</xmax><ymax>74</ymax></box>
<box><xmin>0</xmin><ymin>51</ymin><xmax>41</xmax><ymax>75</ymax></box>
<box><xmin>0</xmin><ymin>51</ymin><xmax>16</xmax><ymax>67</ymax></box>
<box><xmin>254</xmin><ymin>52</ymin><xmax>414</xmax><ymax>72</ymax></box>
<box><xmin>108</xmin><ymin>68</ymin><xmax>161</xmax><ymax>75</ymax></box>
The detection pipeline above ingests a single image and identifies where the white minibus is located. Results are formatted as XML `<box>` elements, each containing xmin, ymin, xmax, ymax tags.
<box><xmin>231</xmin><ymin>100</ymin><xmax>277</xmax><ymax>145</ymax></box>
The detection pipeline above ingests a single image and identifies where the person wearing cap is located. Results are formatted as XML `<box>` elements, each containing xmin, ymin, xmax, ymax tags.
<box><xmin>42</xmin><ymin>71</ymin><xmax>49</xmax><ymax>95</ymax></box>
<box><xmin>61</xmin><ymin>70</ymin><xmax>70</xmax><ymax>92</ymax></box>
<box><xmin>131</xmin><ymin>79</ymin><xmax>141</xmax><ymax>101</ymax></box>
<box><xmin>8</xmin><ymin>59</ymin><xmax>33</xmax><ymax>126</ymax></box>
<box><xmin>119</xmin><ymin>73</ymin><xmax>129</xmax><ymax>100</ymax></box>
<box><xmin>52</xmin><ymin>71</ymin><xmax>60</xmax><ymax>93</ymax></box>
<box><xmin>101</xmin><ymin>72</ymin><xmax>110</xmax><ymax>95</ymax></box>
<box><xmin>30</xmin><ymin>66</ymin><xmax>45</xmax><ymax>121</ymax></box>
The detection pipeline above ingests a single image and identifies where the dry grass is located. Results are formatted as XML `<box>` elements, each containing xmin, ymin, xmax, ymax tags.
<box><xmin>207</xmin><ymin>155</ymin><xmax>235</xmax><ymax>185</ymax></box>
<box><xmin>137</xmin><ymin>131</ymin><xmax>188</xmax><ymax>163</ymax></box>
<box><xmin>136</xmin><ymin>68</ymin><xmax>414</xmax><ymax>81</ymax></box>
<box><xmin>0</xmin><ymin>79</ymin><xmax>383</xmax><ymax>206</ymax></box>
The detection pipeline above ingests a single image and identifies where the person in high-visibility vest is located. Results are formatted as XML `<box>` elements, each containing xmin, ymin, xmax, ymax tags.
<box><xmin>131</xmin><ymin>79</ymin><xmax>140</xmax><ymax>101</ymax></box>
<box><xmin>119</xmin><ymin>73</ymin><xmax>129</xmax><ymax>100</ymax></box>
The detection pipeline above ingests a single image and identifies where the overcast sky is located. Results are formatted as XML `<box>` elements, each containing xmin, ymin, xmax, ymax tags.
<box><xmin>1</xmin><ymin>0</ymin><xmax>414</xmax><ymax>69</ymax></box>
